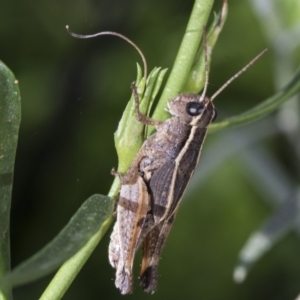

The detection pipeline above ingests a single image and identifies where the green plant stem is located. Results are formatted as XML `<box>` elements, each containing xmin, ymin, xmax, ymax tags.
<box><xmin>39</xmin><ymin>217</ymin><xmax>113</xmax><ymax>300</ymax></box>
<box><xmin>40</xmin><ymin>184</ymin><xmax>117</xmax><ymax>299</ymax></box>
<box><xmin>152</xmin><ymin>0</ymin><xmax>214</xmax><ymax>121</ymax></box>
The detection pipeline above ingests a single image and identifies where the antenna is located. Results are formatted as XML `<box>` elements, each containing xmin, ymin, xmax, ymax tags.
<box><xmin>210</xmin><ymin>49</ymin><xmax>267</xmax><ymax>101</ymax></box>
<box><xmin>66</xmin><ymin>25</ymin><xmax>148</xmax><ymax>80</ymax></box>
<box><xmin>200</xmin><ymin>27</ymin><xmax>209</xmax><ymax>102</ymax></box>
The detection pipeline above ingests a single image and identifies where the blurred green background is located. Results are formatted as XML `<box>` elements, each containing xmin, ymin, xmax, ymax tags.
<box><xmin>2</xmin><ymin>0</ymin><xmax>300</xmax><ymax>299</ymax></box>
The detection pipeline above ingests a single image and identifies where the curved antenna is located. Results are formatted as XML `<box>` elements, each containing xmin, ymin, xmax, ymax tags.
<box><xmin>66</xmin><ymin>25</ymin><xmax>148</xmax><ymax>79</ymax></box>
<box><xmin>210</xmin><ymin>49</ymin><xmax>268</xmax><ymax>102</ymax></box>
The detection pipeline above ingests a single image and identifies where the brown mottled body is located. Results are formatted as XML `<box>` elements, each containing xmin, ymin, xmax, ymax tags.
<box><xmin>66</xmin><ymin>17</ymin><xmax>266</xmax><ymax>296</ymax></box>
<box><xmin>108</xmin><ymin>175</ymin><xmax>151</xmax><ymax>294</ymax></box>
<box><xmin>109</xmin><ymin>86</ymin><xmax>216</xmax><ymax>294</ymax></box>
<box><xmin>136</xmin><ymin>93</ymin><xmax>216</xmax><ymax>292</ymax></box>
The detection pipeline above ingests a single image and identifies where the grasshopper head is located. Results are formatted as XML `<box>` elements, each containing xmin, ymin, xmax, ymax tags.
<box><xmin>168</xmin><ymin>94</ymin><xmax>217</xmax><ymax>127</ymax></box>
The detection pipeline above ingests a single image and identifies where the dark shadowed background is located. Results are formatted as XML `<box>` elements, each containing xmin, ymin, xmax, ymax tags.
<box><xmin>1</xmin><ymin>0</ymin><xmax>300</xmax><ymax>299</ymax></box>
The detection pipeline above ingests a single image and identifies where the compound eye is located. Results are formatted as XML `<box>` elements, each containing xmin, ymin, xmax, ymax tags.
<box><xmin>186</xmin><ymin>101</ymin><xmax>204</xmax><ymax>116</ymax></box>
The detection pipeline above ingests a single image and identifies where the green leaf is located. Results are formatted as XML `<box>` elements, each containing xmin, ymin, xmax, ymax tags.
<box><xmin>233</xmin><ymin>191</ymin><xmax>299</xmax><ymax>284</ymax></box>
<box><xmin>0</xmin><ymin>61</ymin><xmax>21</xmax><ymax>299</ymax></box>
<box><xmin>0</xmin><ymin>194</ymin><xmax>114</xmax><ymax>289</ymax></box>
<box><xmin>141</xmin><ymin>67</ymin><xmax>168</xmax><ymax>137</ymax></box>
<box><xmin>114</xmin><ymin>65</ymin><xmax>168</xmax><ymax>175</ymax></box>
<box><xmin>209</xmin><ymin>65</ymin><xmax>300</xmax><ymax>132</ymax></box>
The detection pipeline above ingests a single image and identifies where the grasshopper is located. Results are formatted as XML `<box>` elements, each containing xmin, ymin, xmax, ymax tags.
<box><xmin>109</xmin><ymin>44</ymin><xmax>267</xmax><ymax>293</ymax></box>
<box><xmin>65</xmin><ymin>23</ymin><xmax>266</xmax><ymax>294</ymax></box>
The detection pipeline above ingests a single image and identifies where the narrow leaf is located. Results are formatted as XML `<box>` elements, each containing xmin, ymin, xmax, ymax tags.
<box><xmin>234</xmin><ymin>190</ymin><xmax>300</xmax><ymax>283</ymax></box>
<box><xmin>210</xmin><ymin>65</ymin><xmax>300</xmax><ymax>132</ymax></box>
<box><xmin>114</xmin><ymin>66</ymin><xmax>168</xmax><ymax>174</ymax></box>
<box><xmin>0</xmin><ymin>194</ymin><xmax>114</xmax><ymax>288</ymax></box>
<box><xmin>0</xmin><ymin>61</ymin><xmax>21</xmax><ymax>299</ymax></box>
<box><xmin>40</xmin><ymin>215</ymin><xmax>113</xmax><ymax>300</ymax></box>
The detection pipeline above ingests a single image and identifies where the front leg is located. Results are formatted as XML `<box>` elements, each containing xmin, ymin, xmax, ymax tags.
<box><xmin>111</xmin><ymin>168</ymin><xmax>123</xmax><ymax>181</ymax></box>
<box><xmin>131</xmin><ymin>82</ymin><xmax>163</xmax><ymax>127</ymax></box>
